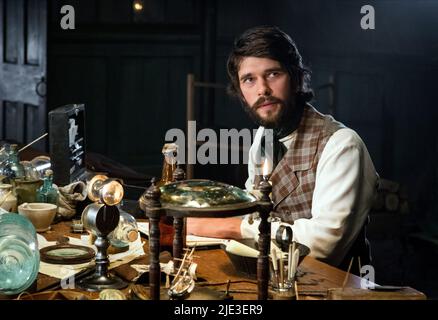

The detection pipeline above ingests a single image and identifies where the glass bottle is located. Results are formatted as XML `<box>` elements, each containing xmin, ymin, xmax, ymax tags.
<box><xmin>0</xmin><ymin>144</ymin><xmax>25</xmax><ymax>184</ymax></box>
<box><xmin>36</xmin><ymin>169</ymin><xmax>58</xmax><ymax>205</ymax></box>
<box><xmin>158</xmin><ymin>143</ymin><xmax>178</xmax><ymax>187</ymax></box>
<box><xmin>157</xmin><ymin>143</ymin><xmax>187</xmax><ymax>252</ymax></box>
<box><xmin>108</xmin><ymin>209</ymin><xmax>138</xmax><ymax>249</ymax></box>
<box><xmin>0</xmin><ymin>213</ymin><xmax>40</xmax><ymax>295</ymax></box>
<box><xmin>156</xmin><ymin>144</ymin><xmax>176</xmax><ymax>252</ymax></box>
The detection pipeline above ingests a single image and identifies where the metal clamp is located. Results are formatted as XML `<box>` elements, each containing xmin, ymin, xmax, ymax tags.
<box><xmin>275</xmin><ymin>225</ymin><xmax>293</xmax><ymax>252</ymax></box>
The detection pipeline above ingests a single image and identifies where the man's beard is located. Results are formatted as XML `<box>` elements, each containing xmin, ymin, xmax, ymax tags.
<box><xmin>242</xmin><ymin>96</ymin><xmax>296</xmax><ymax>129</ymax></box>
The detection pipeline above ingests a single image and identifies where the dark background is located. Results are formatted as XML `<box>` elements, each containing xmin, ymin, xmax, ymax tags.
<box><xmin>1</xmin><ymin>0</ymin><xmax>438</xmax><ymax>298</ymax></box>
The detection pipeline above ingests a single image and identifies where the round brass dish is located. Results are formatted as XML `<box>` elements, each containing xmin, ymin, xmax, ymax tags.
<box><xmin>157</xmin><ymin>179</ymin><xmax>258</xmax><ymax>217</ymax></box>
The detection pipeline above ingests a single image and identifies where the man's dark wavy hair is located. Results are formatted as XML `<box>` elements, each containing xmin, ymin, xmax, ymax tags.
<box><xmin>226</xmin><ymin>25</ymin><xmax>314</xmax><ymax>104</ymax></box>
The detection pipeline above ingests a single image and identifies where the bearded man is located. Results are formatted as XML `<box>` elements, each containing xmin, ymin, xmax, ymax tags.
<box><xmin>187</xmin><ymin>26</ymin><xmax>379</xmax><ymax>269</ymax></box>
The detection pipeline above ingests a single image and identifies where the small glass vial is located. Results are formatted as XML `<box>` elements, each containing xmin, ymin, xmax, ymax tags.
<box><xmin>108</xmin><ymin>209</ymin><xmax>138</xmax><ymax>248</ymax></box>
<box><xmin>36</xmin><ymin>169</ymin><xmax>59</xmax><ymax>205</ymax></box>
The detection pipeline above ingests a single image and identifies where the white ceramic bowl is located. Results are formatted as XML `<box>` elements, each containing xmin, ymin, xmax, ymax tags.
<box><xmin>18</xmin><ymin>203</ymin><xmax>57</xmax><ymax>232</ymax></box>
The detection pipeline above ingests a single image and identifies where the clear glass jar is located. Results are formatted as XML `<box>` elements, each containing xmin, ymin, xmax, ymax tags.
<box><xmin>0</xmin><ymin>213</ymin><xmax>40</xmax><ymax>295</ymax></box>
<box><xmin>108</xmin><ymin>209</ymin><xmax>138</xmax><ymax>248</ymax></box>
<box><xmin>0</xmin><ymin>184</ymin><xmax>17</xmax><ymax>213</ymax></box>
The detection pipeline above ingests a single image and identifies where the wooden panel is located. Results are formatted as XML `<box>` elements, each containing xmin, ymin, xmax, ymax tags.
<box><xmin>25</xmin><ymin>0</ymin><xmax>40</xmax><ymax>66</ymax></box>
<box><xmin>49</xmin><ymin>55</ymin><xmax>108</xmax><ymax>154</ymax></box>
<box><xmin>4</xmin><ymin>101</ymin><xmax>25</xmax><ymax>143</ymax></box>
<box><xmin>335</xmin><ymin>72</ymin><xmax>384</xmax><ymax>172</ymax></box>
<box><xmin>4</xmin><ymin>0</ymin><xmax>22</xmax><ymax>64</ymax></box>
<box><xmin>98</xmin><ymin>0</ymin><xmax>131</xmax><ymax>24</ymax></box>
<box><xmin>24</xmin><ymin>103</ymin><xmax>39</xmax><ymax>144</ymax></box>
<box><xmin>167</xmin><ymin>57</ymin><xmax>194</xmax><ymax>130</ymax></box>
<box><xmin>115</xmin><ymin>57</ymin><xmax>171</xmax><ymax>160</ymax></box>
<box><xmin>0</xmin><ymin>0</ymin><xmax>3</xmax><ymax>63</ymax></box>
<box><xmin>109</xmin><ymin>55</ymin><xmax>194</xmax><ymax>172</ymax></box>
<box><xmin>311</xmin><ymin>68</ymin><xmax>335</xmax><ymax>115</ymax></box>
<box><xmin>336</xmin><ymin>73</ymin><xmax>383</xmax><ymax>124</ymax></box>
<box><xmin>0</xmin><ymin>100</ymin><xmax>4</xmax><ymax>138</ymax></box>
<box><xmin>165</xmin><ymin>0</ymin><xmax>198</xmax><ymax>24</ymax></box>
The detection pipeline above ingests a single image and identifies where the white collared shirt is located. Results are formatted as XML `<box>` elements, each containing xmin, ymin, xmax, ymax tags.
<box><xmin>241</xmin><ymin>126</ymin><xmax>379</xmax><ymax>266</ymax></box>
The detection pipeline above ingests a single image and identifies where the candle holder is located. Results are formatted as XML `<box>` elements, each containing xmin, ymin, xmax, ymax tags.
<box><xmin>77</xmin><ymin>176</ymin><xmax>127</xmax><ymax>292</ymax></box>
<box><xmin>257</xmin><ymin>175</ymin><xmax>273</xmax><ymax>300</ymax></box>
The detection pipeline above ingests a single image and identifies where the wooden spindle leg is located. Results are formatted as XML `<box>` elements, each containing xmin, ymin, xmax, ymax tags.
<box><xmin>149</xmin><ymin>211</ymin><xmax>161</xmax><ymax>300</ymax></box>
<box><xmin>173</xmin><ymin>217</ymin><xmax>184</xmax><ymax>268</ymax></box>
<box><xmin>257</xmin><ymin>210</ymin><xmax>271</xmax><ymax>300</ymax></box>
<box><xmin>143</xmin><ymin>178</ymin><xmax>162</xmax><ymax>300</ymax></box>
<box><xmin>257</xmin><ymin>177</ymin><xmax>273</xmax><ymax>300</ymax></box>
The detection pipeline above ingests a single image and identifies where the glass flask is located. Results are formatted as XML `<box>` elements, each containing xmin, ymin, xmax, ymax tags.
<box><xmin>108</xmin><ymin>209</ymin><xmax>138</xmax><ymax>248</ymax></box>
<box><xmin>0</xmin><ymin>144</ymin><xmax>25</xmax><ymax>184</ymax></box>
<box><xmin>20</xmin><ymin>161</ymin><xmax>40</xmax><ymax>181</ymax></box>
<box><xmin>36</xmin><ymin>169</ymin><xmax>59</xmax><ymax>205</ymax></box>
<box><xmin>0</xmin><ymin>213</ymin><xmax>40</xmax><ymax>295</ymax></box>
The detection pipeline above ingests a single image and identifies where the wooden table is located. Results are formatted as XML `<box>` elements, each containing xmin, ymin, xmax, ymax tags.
<box><xmin>4</xmin><ymin>221</ymin><xmax>427</xmax><ymax>300</ymax></box>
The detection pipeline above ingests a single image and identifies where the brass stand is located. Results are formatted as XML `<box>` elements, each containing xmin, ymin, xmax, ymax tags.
<box><xmin>77</xmin><ymin>203</ymin><xmax>127</xmax><ymax>292</ymax></box>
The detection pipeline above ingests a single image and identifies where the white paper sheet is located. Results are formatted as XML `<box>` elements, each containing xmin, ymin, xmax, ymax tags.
<box><xmin>137</xmin><ymin>222</ymin><xmax>228</xmax><ymax>247</ymax></box>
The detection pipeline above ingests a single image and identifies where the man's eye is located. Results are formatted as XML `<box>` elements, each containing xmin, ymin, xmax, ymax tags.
<box><xmin>242</xmin><ymin>77</ymin><xmax>254</xmax><ymax>84</ymax></box>
<box><xmin>267</xmin><ymin>72</ymin><xmax>279</xmax><ymax>78</ymax></box>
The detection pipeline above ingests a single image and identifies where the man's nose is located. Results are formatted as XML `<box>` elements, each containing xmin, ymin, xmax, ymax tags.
<box><xmin>257</xmin><ymin>79</ymin><xmax>272</xmax><ymax>96</ymax></box>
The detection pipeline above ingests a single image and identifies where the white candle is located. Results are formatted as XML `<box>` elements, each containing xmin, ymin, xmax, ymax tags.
<box><xmin>263</xmin><ymin>159</ymin><xmax>271</xmax><ymax>179</ymax></box>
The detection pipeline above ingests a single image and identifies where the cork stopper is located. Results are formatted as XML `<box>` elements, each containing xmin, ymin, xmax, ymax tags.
<box><xmin>127</xmin><ymin>230</ymin><xmax>138</xmax><ymax>242</ymax></box>
<box><xmin>45</xmin><ymin>169</ymin><xmax>53</xmax><ymax>177</ymax></box>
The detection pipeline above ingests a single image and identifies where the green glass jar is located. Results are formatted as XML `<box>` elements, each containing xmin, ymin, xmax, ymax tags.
<box><xmin>36</xmin><ymin>170</ymin><xmax>58</xmax><ymax>205</ymax></box>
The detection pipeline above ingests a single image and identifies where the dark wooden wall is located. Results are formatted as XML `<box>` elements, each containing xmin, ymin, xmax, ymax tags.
<box><xmin>48</xmin><ymin>0</ymin><xmax>270</xmax><ymax>184</ymax></box>
<box><xmin>48</xmin><ymin>0</ymin><xmax>202</xmax><ymax>175</ymax></box>
<box><xmin>47</xmin><ymin>0</ymin><xmax>438</xmax><ymax>197</ymax></box>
